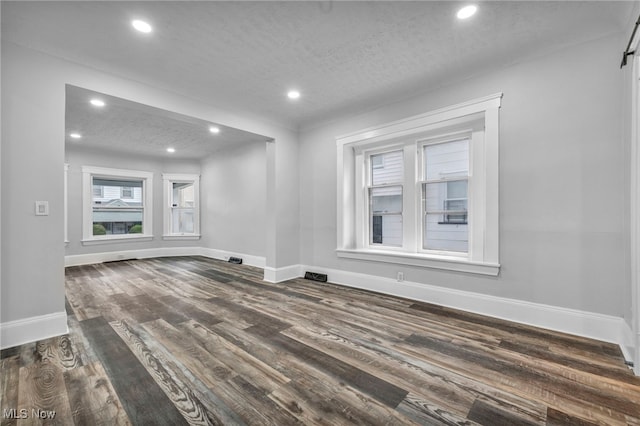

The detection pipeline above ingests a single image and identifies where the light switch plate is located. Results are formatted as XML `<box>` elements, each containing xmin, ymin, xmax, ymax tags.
<box><xmin>35</xmin><ymin>201</ymin><xmax>49</xmax><ymax>216</ymax></box>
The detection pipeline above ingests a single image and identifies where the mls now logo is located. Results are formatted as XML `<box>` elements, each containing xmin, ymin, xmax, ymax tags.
<box><xmin>3</xmin><ymin>408</ymin><xmax>56</xmax><ymax>419</ymax></box>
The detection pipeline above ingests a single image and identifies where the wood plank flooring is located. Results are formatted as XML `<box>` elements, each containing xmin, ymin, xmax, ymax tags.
<box><xmin>2</xmin><ymin>256</ymin><xmax>639</xmax><ymax>425</ymax></box>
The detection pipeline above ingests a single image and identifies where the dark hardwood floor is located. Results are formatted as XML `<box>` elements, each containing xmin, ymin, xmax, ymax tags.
<box><xmin>2</xmin><ymin>256</ymin><xmax>639</xmax><ymax>425</ymax></box>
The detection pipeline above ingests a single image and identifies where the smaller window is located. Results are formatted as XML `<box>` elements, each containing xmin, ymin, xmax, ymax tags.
<box><xmin>163</xmin><ymin>173</ymin><xmax>200</xmax><ymax>240</ymax></box>
<box><xmin>92</xmin><ymin>185</ymin><xmax>103</xmax><ymax>198</ymax></box>
<box><xmin>121</xmin><ymin>187</ymin><xmax>133</xmax><ymax>199</ymax></box>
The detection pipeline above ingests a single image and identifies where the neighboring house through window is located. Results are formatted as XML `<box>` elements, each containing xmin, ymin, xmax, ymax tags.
<box><xmin>82</xmin><ymin>166</ymin><xmax>153</xmax><ymax>244</ymax></box>
<box><xmin>336</xmin><ymin>93</ymin><xmax>501</xmax><ymax>275</ymax></box>
<box><xmin>121</xmin><ymin>186</ymin><xmax>133</xmax><ymax>199</ymax></box>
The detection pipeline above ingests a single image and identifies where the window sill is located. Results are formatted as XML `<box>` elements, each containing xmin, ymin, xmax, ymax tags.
<box><xmin>162</xmin><ymin>234</ymin><xmax>201</xmax><ymax>241</ymax></box>
<box><xmin>335</xmin><ymin>248</ymin><xmax>500</xmax><ymax>276</ymax></box>
<box><xmin>82</xmin><ymin>234</ymin><xmax>154</xmax><ymax>246</ymax></box>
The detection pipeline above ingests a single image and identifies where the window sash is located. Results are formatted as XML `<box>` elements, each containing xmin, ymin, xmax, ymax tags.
<box><xmin>368</xmin><ymin>185</ymin><xmax>403</xmax><ymax>247</ymax></box>
<box><xmin>162</xmin><ymin>173</ymin><xmax>200</xmax><ymax>238</ymax></box>
<box><xmin>82</xmin><ymin>166</ymin><xmax>153</xmax><ymax>243</ymax></box>
<box><xmin>366</xmin><ymin>149</ymin><xmax>405</xmax><ymax>248</ymax></box>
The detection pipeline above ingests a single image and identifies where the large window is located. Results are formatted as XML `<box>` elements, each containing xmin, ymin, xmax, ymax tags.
<box><xmin>162</xmin><ymin>173</ymin><xmax>200</xmax><ymax>240</ymax></box>
<box><xmin>82</xmin><ymin>166</ymin><xmax>153</xmax><ymax>243</ymax></box>
<box><xmin>337</xmin><ymin>93</ymin><xmax>501</xmax><ymax>275</ymax></box>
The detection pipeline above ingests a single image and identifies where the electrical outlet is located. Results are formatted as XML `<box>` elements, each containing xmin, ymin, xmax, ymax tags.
<box><xmin>397</xmin><ymin>272</ymin><xmax>404</xmax><ymax>282</ymax></box>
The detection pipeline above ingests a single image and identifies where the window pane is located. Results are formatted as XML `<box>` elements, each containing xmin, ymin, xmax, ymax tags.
<box><xmin>172</xmin><ymin>182</ymin><xmax>195</xmax><ymax>208</ymax></box>
<box><xmin>424</xmin><ymin>214</ymin><xmax>468</xmax><ymax>252</ymax></box>
<box><xmin>423</xmin><ymin>139</ymin><xmax>469</xmax><ymax>253</ymax></box>
<box><xmin>92</xmin><ymin>177</ymin><xmax>144</xmax><ymax>235</ymax></box>
<box><xmin>371</xmin><ymin>214</ymin><xmax>403</xmax><ymax>246</ymax></box>
<box><xmin>424</xmin><ymin>139</ymin><xmax>469</xmax><ymax>181</ymax></box>
<box><xmin>92</xmin><ymin>178</ymin><xmax>143</xmax><ymax>205</ymax></box>
<box><xmin>423</xmin><ymin>181</ymin><xmax>468</xmax><ymax>252</ymax></box>
<box><xmin>371</xmin><ymin>150</ymin><xmax>403</xmax><ymax>185</ymax></box>
<box><xmin>370</xmin><ymin>186</ymin><xmax>402</xmax><ymax>214</ymax></box>
<box><xmin>369</xmin><ymin>185</ymin><xmax>402</xmax><ymax>246</ymax></box>
<box><xmin>447</xmin><ymin>180</ymin><xmax>467</xmax><ymax>199</ymax></box>
<box><xmin>172</xmin><ymin>209</ymin><xmax>194</xmax><ymax>233</ymax></box>
<box><xmin>423</xmin><ymin>181</ymin><xmax>468</xmax><ymax>217</ymax></box>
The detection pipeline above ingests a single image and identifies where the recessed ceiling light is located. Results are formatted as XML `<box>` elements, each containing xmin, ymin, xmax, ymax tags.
<box><xmin>287</xmin><ymin>90</ymin><xmax>301</xmax><ymax>100</ymax></box>
<box><xmin>166</xmin><ymin>147</ymin><xmax>175</xmax><ymax>153</ymax></box>
<box><xmin>90</xmin><ymin>99</ymin><xmax>105</xmax><ymax>107</ymax></box>
<box><xmin>457</xmin><ymin>5</ymin><xmax>477</xmax><ymax>19</ymax></box>
<box><xmin>209</xmin><ymin>126</ymin><xmax>220</xmax><ymax>134</ymax></box>
<box><xmin>69</xmin><ymin>133</ymin><xmax>82</xmax><ymax>139</ymax></box>
<box><xmin>132</xmin><ymin>19</ymin><xmax>153</xmax><ymax>33</ymax></box>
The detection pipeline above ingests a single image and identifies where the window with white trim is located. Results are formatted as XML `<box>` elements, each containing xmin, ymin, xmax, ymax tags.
<box><xmin>162</xmin><ymin>173</ymin><xmax>200</xmax><ymax>240</ymax></box>
<box><xmin>82</xmin><ymin>166</ymin><xmax>153</xmax><ymax>244</ymax></box>
<box><xmin>337</xmin><ymin>94</ymin><xmax>501</xmax><ymax>276</ymax></box>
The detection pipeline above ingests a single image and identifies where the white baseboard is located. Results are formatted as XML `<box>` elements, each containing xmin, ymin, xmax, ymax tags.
<box><xmin>65</xmin><ymin>247</ymin><xmax>266</xmax><ymax>269</ymax></box>
<box><xmin>65</xmin><ymin>247</ymin><xmax>202</xmax><ymax>266</ymax></box>
<box><xmin>295</xmin><ymin>264</ymin><xmax>636</xmax><ymax>367</ymax></box>
<box><xmin>263</xmin><ymin>264</ymin><xmax>302</xmax><ymax>283</ymax></box>
<box><xmin>0</xmin><ymin>311</ymin><xmax>68</xmax><ymax>350</ymax></box>
<box><xmin>199</xmin><ymin>248</ymin><xmax>265</xmax><ymax>269</ymax></box>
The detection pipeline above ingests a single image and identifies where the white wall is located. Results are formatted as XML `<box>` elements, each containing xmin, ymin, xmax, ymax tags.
<box><xmin>1</xmin><ymin>42</ymin><xmax>299</xmax><ymax>342</ymax></box>
<box><xmin>65</xmin><ymin>145</ymin><xmax>201</xmax><ymax>257</ymax></box>
<box><xmin>299</xmin><ymin>34</ymin><xmax>628</xmax><ymax>320</ymax></box>
<box><xmin>201</xmin><ymin>142</ymin><xmax>267</xmax><ymax>259</ymax></box>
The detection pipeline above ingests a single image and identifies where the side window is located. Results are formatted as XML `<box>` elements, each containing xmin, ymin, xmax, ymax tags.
<box><xmin>162</xmin><ymin>174</ymin><xmax>200</xmax><ymax>239</ymax></box>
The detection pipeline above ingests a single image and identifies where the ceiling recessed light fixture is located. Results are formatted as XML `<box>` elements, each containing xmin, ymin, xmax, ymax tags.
<box><xmin>287</xmin><ymin>90</ymin><xmax>301</xmax><ymax>100</ymax></box>
<box><xmin>166</xmin><ymin>147</ymin><xmax>175</xmax><ymax>153</ymax></box>
<box><xmin>69</xmin><ymin>133</ymin><xmax>82</xmax><ymax>139</ymax></box>
<box><xmin>90</xmin><ymin>99</ymin><xmax>105</xmax><ymax>107</ymax></box>
<box><xmin>209</xmin><ymin>126</ymin><xmax>220</xmax><ymax>134</ymax></box>
<box><xmin>457</xmin><ymin>5</ymin><xmax>477</xmax><ymax>20</ymax></box>
<box><xmin>132</xmin><ymin>19</ymin><xmax>153</xmax><ymax>33</ymax></box>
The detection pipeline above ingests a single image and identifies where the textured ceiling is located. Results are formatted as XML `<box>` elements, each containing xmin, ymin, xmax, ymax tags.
<box><xmin>65</xmin><ymin>85</ymin><xmax>270</xmax><ymax>160</ymax></box>
<box><xmin>2</xmin><ymin>1</ymin><xmax>635</xmax><ymax>157</ymax></box>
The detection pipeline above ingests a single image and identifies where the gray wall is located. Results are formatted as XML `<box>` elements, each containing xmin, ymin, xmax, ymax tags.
<box><xmin>299</xmin><ymin>34</ymin><xmax>628</xmax><ymax>319</ymax></box>
<box><xmin>65</xmin><ymin>145</ymin><xmax>202</xmax><ymax>256</ymax></box>
<box><xmin>201</xmin><ymin>142</ymin><xmax>267</xmax><ymax>257</ymax></box>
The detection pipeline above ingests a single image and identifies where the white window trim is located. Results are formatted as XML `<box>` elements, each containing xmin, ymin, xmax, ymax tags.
<box><xmin>336</xmin><ymin>93</ymin><xmax>502</xmax><ymax>276</ymax></box>
<box><xmin>162</xmin><ymin>173</ymin><xmax>201</xmax><ymax>240</ymax></box>
<box><xmin>81</xmin><ymin>166</ymin><xmax>154</xmax><ymax>244</ymax></box>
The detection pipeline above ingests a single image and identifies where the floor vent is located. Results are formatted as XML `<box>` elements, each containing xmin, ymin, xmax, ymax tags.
<box><xmin>228</xmin><ymin>257</ymin><xmax>243</xmax><ymax>264</ymax></box>
<box><xmin>304</xmin><ymin>271</ymin><xmax>327</xmax><ymax>282</ymax></box>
